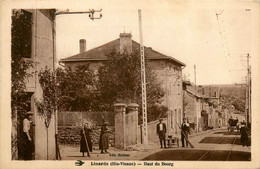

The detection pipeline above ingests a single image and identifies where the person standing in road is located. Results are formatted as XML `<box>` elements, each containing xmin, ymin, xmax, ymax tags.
<box><xmin>23</xmin><ymin>111</ymin><xmax>34</xmax><ymax>160</ymax></box>
<box><xmin>181</xmin><ymin>118</ymin><xmax>190</xmax><ymax>147</ymax></box>
<box><xmin>240</xmin><ymin>121</ymin><xmax>249</xmax><ymax>147</ymax></box>
<box><xmin>156</xmin><ymin>118</ymin><xmax>167</xmax><ymax>148</ymax></box>
<box><xmin>80</xmin><ymin>123</ymin><xmax>93</xmax><ymax>157</ymax></box>
<box><xmin>99</xmin><ymin>120</ymin><xmax>109</xmax><ymax>153</ymax></box>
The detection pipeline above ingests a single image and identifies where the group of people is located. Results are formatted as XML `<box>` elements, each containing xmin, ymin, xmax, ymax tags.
<box><xmin>22</xmin><ymin>111</ymin><xmax>250</xmax><ymax>160</ymax></box>
<box><xmin>80</xmin><ymin>120</ymin><xmax>110</xmax><ymax>157</ymax></box>
<box><xmin>156</xmin><ymin>117</ymin><xmax>191</xmax><ymax>148</ymax></box>
<box><xmin>22</xmin><ymin>111</ymin><xmax>110</xmax><ymax>159</ymax></box>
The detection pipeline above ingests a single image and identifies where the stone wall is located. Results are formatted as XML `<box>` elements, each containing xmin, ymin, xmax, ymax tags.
<box><xmin>58</xmin><ymin>126</ymin><xmax>115</xmax><ymax>147</ymax></box>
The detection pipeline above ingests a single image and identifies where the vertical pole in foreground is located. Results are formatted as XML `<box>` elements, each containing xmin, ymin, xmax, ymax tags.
<box><xmin>138</xmin><ymin>9</ymin><xmax>148</xmax><ymax>145</ymax></box>
<box><xmin>194</xmin><ymin>65</ymin><xmax>198</xmax><ymax>132</ymax></box>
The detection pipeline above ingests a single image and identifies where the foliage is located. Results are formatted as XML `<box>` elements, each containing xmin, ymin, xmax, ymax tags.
<box><xmin>231</xmin><ymin>99</ymin><xmax>245</xmax><ymax>113</ymax></box>
<box><xmin>147</xmin><ymin>105</ymin><xmax>168</xmax><ymax>122</ymax></box>
<box><xmin>11</xmin><ymin>9</ymin><xmax>33</xmax><ymax>118</ymax></box>
<box><xmin>56</xmin><ymin>65</ymin><xmax>98</xmax><ymax>111</ymax></box>
<box><xmin>35</xmin><ymin>67</ymin><xmax>56</xmax><ymax>127</ymax></box>
<box><xmin>97</xmin><ymin>49</ymin><xmax>165</xmax><ymax>122</ymax></box>
<box><xmin>36</xmin><ymin>65</ymin><xmax>98</xmax><ymax>120</ymax></box>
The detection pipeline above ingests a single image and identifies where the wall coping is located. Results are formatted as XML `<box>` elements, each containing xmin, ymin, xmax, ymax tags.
<box><xmin>113</xmin><ymin>103</ymin><xmax>126</xmax><ymax>107</ymax></box>
<box><xmin>127</xmin><ymin>103</ymin><xmax>139</xmax><ymax>108</ymax></box>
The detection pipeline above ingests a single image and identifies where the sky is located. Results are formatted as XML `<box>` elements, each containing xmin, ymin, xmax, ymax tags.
<box><xmin>55</xmin><ymin>1</ymin><xmax>256</xmax><ymax>85</ymax></box>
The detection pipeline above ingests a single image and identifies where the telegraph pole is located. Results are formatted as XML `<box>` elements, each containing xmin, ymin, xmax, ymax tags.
<box><xmin>194</xmin><ymin>65</ymin><xmax>198</xmax><ymax>132</ymax></box>
<box><xmin>246</xmin><ymin>53</ymin><xmax>251</xmax><ymax>126</ymax></box>
<box><xmin>138</xmin><ymin>9</ymin><xmax>148</xmax><ymax>145</ymax></box>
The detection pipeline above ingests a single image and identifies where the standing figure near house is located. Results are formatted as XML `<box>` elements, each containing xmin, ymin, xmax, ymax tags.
<box><xmin>181</xmin><ymin>118</ymin><xmax>190</xmax><ymax>147</ymax></box>
<box><xmin>156</xmin><ymin>118</ymin><xmax>167</xmax><ymax>148</ymax></box>
<box><xmin>99</xmin><ymin>120</ymin><xmax>109</xmax><ymax>153</ymax></box>
<box><xmin>23</xmin><ymin>111</ymin><xmax>35</xmax><ymax>160</ymax></box>
<box><xmin>80</xmin><ymin>123</ymin><xmax>93</xmax><ymax>157</ymax></box>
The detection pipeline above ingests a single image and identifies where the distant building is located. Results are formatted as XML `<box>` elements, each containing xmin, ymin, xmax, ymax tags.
<box><xmin>183</xmin><ymin>85</ymin><xmax>220</xmax><ymax>131</ymax></box>
<box><xmin>60</xmin><ymin>33</ymin><xmax>186</xmax><ymax>137</ymax></box>
<box><xmin>12</xmin><ymin>9</ymin><xmax>56</xmax><ymax>160</ymax></box>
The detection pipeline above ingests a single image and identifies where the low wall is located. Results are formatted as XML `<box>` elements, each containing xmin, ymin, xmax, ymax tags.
<box><xmin>58</xmin><ymin>126</ymin><xmax>115</xmax><ymax>147</ymax></box>
<box><xmin>137</xmin><ymin>118</ymin><xmax>167</xmax><ymax>145</ymax></box>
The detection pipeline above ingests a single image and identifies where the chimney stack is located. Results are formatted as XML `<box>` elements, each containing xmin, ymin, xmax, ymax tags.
<box><xmin>79</xmin><ymin>39</ymin><xmax>86</xmax><ymax>53</ymax></box>
<box><xmin>119</xmin><ymin>33</ymin><xmax>132</xmax><ymax>54</ymax></box>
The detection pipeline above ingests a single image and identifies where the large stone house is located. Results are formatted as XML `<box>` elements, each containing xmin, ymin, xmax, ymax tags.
<box><xmin>12</xmin><ymin>9</ymin><xmax>56</xmax><ymax>160</ymax></box>
<box><xmin>60</xmin><ymin>33</ymin><xmax>186</xmax><ymax>137</ymax></box>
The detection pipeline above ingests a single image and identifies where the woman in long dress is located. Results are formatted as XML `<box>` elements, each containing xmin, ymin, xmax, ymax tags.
<box><xmin>99</xmin><ymin>120</ymin><xmax>109</xmax><ymax>154</ymax></box>
<box><xmin>80</xmin><ymin>123</ymin><xmax>92</xmax><ymax>157</ymax></box>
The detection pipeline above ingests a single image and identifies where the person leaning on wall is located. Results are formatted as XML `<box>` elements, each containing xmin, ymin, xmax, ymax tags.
<box><xmin>23</xmin><ymin>111</ymin><xmax>35</xmax><ymax>160</ymax></box>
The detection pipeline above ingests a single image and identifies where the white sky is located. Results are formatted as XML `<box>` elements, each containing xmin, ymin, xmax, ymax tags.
<box><xmin>55</xmin><ymin>1</ymin><xmax>256</xmax><ymax>85</ymax></box>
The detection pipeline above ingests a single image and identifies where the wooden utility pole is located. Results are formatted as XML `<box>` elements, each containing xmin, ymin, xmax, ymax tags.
<box><xmin>138</xmin><ymin>9</ymin><xmax>148</xmax><ymax>145</ymax></box>
<box><xmin>246</xmin><ymin>53</ymin><xmax>251</xmax><ymax>126</ymax></box>
<box><xmin>194</xmin><ymin>65</ymin><xmax>198</xmax><ymax>132</ymax></box>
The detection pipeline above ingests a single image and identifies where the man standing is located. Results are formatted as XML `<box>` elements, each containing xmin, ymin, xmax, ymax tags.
<box><xmin>181</xmin><ymin>118</ymin><xmax>190</xmax><ymax>147</ymax></box>
<box><xmin>23</xmin><ymin>111</ymin><xmax>34</xmax><ymax>160</ymax></box>
<box><xmin>156</xmin><ymin>118</ymin><xmax>167</xmax><ymax>148</ymax></box>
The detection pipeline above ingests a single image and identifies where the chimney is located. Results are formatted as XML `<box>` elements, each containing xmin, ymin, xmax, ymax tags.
<box><xmin>79</xmin><ymin>39</ymin><xmax>86</xmax><ymax>53</ymax></box>
<box><xmin>119</xmin><ymin>33</ymin><xmax>132</xmax><ymax>54</ymax></box>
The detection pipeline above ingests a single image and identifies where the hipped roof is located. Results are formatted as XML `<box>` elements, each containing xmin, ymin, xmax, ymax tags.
<box><xmin>61</xmin><ymin>38</ymin><xmax>186</xmax><ymax>66</ymax></box>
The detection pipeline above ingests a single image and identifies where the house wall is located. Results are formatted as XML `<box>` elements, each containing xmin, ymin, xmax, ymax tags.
<box><xmin>148</xmin><ymin>60</ymin><xmax>183</xmax><ymax>137</ymax></box>
<box><xmin>24</xmin><ymin>9</ymin><xmax>56</xmax><ymax>160</ymax></box>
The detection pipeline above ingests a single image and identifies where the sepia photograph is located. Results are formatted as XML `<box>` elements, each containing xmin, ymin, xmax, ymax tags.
<box><xmin>1</xmin><ymin>0</ymin><xmax>260</xmax><ymax>169</ymax></box>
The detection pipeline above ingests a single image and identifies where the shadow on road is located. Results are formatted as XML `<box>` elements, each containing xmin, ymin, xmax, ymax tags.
<box><xmin>199</xmin><ymin>137</ymin><xmax>241</xmax><ymax>145</ymax></box>
<box><xmin>142</xmin><ymin>150</ymin><xmax>251</xmax><ymax>161</ymax></box>
<box><xmin>213</xmin><ymin>131</ymin><xmax>240</xmax><ymax>135</ymax></box>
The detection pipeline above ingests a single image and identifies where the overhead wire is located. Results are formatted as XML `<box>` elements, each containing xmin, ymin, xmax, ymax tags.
<box><xmin>215</xmin><ymin>10</ymin><xmax>233</xmax><ymax>82</ymax></box>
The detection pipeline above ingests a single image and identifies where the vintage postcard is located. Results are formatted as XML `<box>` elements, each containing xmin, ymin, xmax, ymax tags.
<box><xmin>0</xmin><ymin>0</ymin><xmax>260</xmax><ymax>169</ymax></box>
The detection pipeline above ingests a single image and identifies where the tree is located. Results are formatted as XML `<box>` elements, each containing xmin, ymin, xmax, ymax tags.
<box><xmin>11</xmin><ymin>9</ymin><xmax>33</xmax><ymax>118</ymax></box>
<box><xmin>36</xmin><ymin>64</ymin><xmax>98</xmax><ymax>115</ymax></box>
<box><xmin>11</xmin><ymin>9</ymin><xmax>34</xmax><ymax>160</ymax></box>
<box><xmin>56</xmin><ymin>65</ymin><xmax>98</xmax><ymax>111</ymax></box>
<box><xmin>97</xmin><ymin>49</ymin><xmax>166</xmax><ymax>122</ymax></box>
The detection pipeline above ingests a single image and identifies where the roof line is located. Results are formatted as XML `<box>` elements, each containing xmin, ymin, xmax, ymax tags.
<box><xmin>61</xmin><ymin>39</ymin><xmax>185</xmax><ymax>66</ymax></box>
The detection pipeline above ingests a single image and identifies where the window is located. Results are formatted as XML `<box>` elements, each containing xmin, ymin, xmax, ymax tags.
<box><xmin>12</xmin><ymin>9</ymin><xmax>32</xmax><ymax>58</ymax></box>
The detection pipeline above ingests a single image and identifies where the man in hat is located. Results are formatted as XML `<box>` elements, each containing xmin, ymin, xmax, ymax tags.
<box><xmin>23</xmin><ymin>111</ymin><xmax>34</xmax><ymax>160</ymax></box>
<box><xmin>181</xmin><ymin>118</ymin><xmax>190</xmax><ymax>147</ymax></box>
<box><xmin>156</xmin><ymin>118</ymin><xmax>167</xmax><ymax>148</ymax></box>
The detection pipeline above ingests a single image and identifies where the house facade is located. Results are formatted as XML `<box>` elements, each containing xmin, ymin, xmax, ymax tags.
<box><xmin>183</xmin><ymin>85</ymin><xmax>221</xmax><ymax>132</ymax></box>
<box><xmin>12</xmin><ymin>9</ymin><xmax>56</xmax><ymax>160</ymax></box>
<box><xmin>60</xmin><ymin>33</ymin><xmax>186</xmax><ymax>137</ymax></box>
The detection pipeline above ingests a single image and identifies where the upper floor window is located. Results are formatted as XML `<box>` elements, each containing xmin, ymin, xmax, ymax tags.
<box><xmin>12</xmin><ymin>9</ymin><xmax>32</xmax><ymax>58</ymax></box>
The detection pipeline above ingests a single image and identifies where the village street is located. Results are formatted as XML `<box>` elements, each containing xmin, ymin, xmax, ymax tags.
<box><xmin>59</xmin><ymin>127</ymin><xmax>250</xmax><ymax>161</ymax></box>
